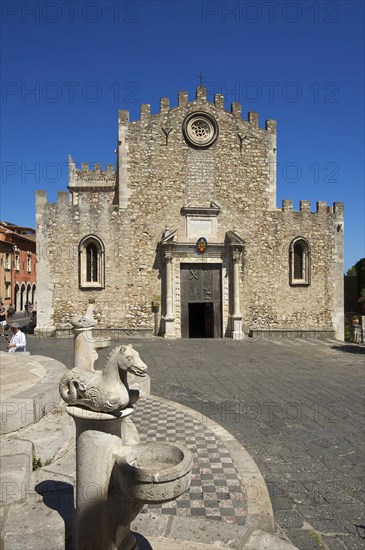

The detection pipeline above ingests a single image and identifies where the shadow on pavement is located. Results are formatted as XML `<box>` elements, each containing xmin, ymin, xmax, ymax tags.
<box><xmin>133</xmin><ymin>533</ymin><xmax>154</xmax><ymax>549</ymax></box>
<box><xmin>331</xmin><ymin>345</ymin><xmax>365</xmax><ymax>354</ymax></box>
<box><xmin>35</xmin><ymin>480</ymin><xmax>74</xmax><ymax>549</ymax></box>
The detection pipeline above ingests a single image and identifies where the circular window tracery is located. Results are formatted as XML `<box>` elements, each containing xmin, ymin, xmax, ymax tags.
<box><xmin>182</xmin><ymin>112</ymin><xmax>219</xmax><ymax>148</ymax></box>
<box><xmin>191</xmin><ymin>119</ymin><xmax>210</xmax><ymax>138</ymax></box>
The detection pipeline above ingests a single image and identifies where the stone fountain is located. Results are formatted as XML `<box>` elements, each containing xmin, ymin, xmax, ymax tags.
<box><xmin>59</xmin><ymin>303</ymin><xmax>193</xmax><ymax>550</ymax></box>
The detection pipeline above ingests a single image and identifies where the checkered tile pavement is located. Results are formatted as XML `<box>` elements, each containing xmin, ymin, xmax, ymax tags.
<box><xmin>132</xmin><ymin>397</ymin><xmax>247</xmax><ymax>525</ymax></box>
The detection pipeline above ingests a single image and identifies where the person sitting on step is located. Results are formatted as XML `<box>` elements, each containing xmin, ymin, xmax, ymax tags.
<box><xmin>0</xmin><ymin>304</ymin><xmax>7</xmax><ymax>337</ymax></box>
<box><xmin>6</xmin><ymin>322</ymin><xmax>26</xmax><ymax>352</ymax></box>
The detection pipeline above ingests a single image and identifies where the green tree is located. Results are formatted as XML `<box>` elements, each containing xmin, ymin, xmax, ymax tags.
<box><xmin>347</xmin><ymin>258</ymin><xmax>365</xmax><ymax>313</ymax></box>
<box><xmin>346</xmin><ymin>265</ymin><xmax>357</xmax><ymax>276</ymax></box>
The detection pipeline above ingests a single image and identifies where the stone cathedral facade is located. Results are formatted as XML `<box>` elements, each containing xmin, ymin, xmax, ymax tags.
<box><xmin>36</xmin><ymin>85</ymin><xmax>344</xmax><ymax>339</ymax></box>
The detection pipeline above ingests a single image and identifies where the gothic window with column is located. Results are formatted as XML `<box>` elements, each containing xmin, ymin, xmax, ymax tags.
<box><xmin>5</xmin><ymin>282</ymin><xmax>11</xmax><ymax>299</ymax></box>
<box><xmin>5</xmin><ymin>253</ymin><xmax>10</xmax><ymax>270</ymax></box>
<box><xmin>289</xmin><ymin>237</ymin><xmax>311</xmax><ymax>286</ymax></box>
<box><xmin>79</xmin><ymin>235</ymin><xmax>105</xmax><ymax>289</ymax></box>
<box><xmin>14</xmin><ymin>250</ymin><xmax>20</xmax><ymax>271</ymax></box>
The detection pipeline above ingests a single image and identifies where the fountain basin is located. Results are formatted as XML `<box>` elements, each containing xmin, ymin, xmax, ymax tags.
<box><xmin>118</xmin><ymin>442</ymin><xmax>193</xmax><ymax>504</ymax></box>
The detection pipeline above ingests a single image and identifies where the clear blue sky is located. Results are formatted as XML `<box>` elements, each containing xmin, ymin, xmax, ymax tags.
<box><xmin>1</xmin><ymin>0</ymin><xmax>364</xmax><ymax>271</ymax></box>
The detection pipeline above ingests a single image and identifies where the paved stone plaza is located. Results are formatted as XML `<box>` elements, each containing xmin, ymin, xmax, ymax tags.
<box><xmin>1</xmin><ymin>331</ymin><xmax>364</xmax><ymax>549</ymax></box>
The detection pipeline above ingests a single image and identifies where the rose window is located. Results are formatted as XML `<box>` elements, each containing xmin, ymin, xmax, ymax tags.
<box><xmin>182</xmin><ymin>112</ymin><xmax>219</xmax><ymax>148</ymax></box>
<box><xmin>191</xmin><ymin>120</ymin><xmax>210</xmax><ymax>138</ymax></box>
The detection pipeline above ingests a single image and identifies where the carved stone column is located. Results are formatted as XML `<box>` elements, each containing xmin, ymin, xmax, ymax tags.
<box><xmin>231</xmin><ymin>248</ymin><xmax>244</xmax><ymax>340</ymax></box>
<box><xmin>163</xmin><ymin>253</ymin><xmax>175</xmax><ymax>338</ymax></box>
<box><xmin>67</xmin><ymin>405</ymin><xmax>141</xmax><ymax>550</ymax></box>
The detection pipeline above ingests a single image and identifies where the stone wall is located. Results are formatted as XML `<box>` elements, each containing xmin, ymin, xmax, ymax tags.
<box><xmin>36</xmin><ymin>85</ymin><xmax>344</xmax><ymax>339</ymax></box>
<box><xmin>243</xmin><ymin>202</ymin><xmax>343</xmax><ymax>336</ymax></box>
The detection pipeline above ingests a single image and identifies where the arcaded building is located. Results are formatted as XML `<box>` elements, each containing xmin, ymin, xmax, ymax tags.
<box><xmin>36</xmin><ymin>85</ymin><xmax>344</xmax><ymax>339</ymax></box>
<box><xmin>0</xmin><ymin>222</ymin><xmax>37</xmax><ymax>312</ymax></box>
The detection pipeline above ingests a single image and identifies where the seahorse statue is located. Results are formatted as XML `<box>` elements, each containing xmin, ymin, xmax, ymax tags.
<box><xmin>59</xmin><ymin>344</ymin><xmax>147</xmax><ymax>413</ymax></box>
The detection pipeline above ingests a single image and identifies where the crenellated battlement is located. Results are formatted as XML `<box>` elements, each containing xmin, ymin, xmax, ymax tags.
<box><xmin>36</xmin><ymin>188</ymin><xmax>116</xmax><ymax>211</ymax></box>
<box><xmin>280</xmin><ymin>200</ymin><xmax>344</xmax><ymax>218</ymax></box>
<box><xmin>118</xmin><ymin>85</ymin><xmax>276</xmax><ymax>132</ymax></box>
<box><xmin>68</xmin><ymin>155</ymin><xmax>115</xmax><ymax>188</ymax></box>
<box><xmin>36</xmin><ymin>189</ymin><xmax>69</xmax><ymax>207</ymax></box>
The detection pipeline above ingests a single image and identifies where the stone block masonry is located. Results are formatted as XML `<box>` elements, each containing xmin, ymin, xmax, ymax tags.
<box><xmin>36</xmin><ymin>85</ymin><xmax>344</xmax><ymax>340</ymax></box>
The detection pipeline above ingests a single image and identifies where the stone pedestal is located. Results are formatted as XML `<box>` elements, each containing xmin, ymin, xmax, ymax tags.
<box><xmin>67</xmin><ymin>406</ymin><xmax>138</xmax><ymax>550</ymax></box>
<box><xmin>231</xmin><ymin>315</ymin><xmax>244</xmax><ymax>340</ymax></box>
<box><xmin>60</xmin><ymin>303</ymin><xmax>192</xmax><ymax>550</ymax></box>
<box><xmin>163</xmin><ymin>316</ymin><xmax>176</xmax><ymax>338</ymax></box>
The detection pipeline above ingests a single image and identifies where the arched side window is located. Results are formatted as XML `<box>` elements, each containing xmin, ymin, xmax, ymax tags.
<box><xmin>79</xmin><ymin>236</ymin><xmax>105</xmax><ymax>289</ymax></box>
<box><xmin>289</xmin><ymin>237</ymin><xmax>311</xmax><ymax>286</ymax></box>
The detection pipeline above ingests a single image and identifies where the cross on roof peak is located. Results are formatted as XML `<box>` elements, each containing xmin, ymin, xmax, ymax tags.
<box><xmin>196</xmin><ymin>71</ymin><xmax>206</xmax><ymax>87</ymax></box>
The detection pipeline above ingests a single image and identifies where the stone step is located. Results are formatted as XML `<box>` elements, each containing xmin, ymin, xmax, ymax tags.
<box><xmin>8</xmin><ymin>403</ymin><xmax>75</xmax><ymax>466</ymax></box>
<box><xmin>1</xmin><ymin>448</ymin><xmax>75</xmax><ymax>550</ymax></box>
<box><xmin>0</xmin><ymin>353</ymin><xmax>68</xmax><ymax>435</ymax></box>
<box><xmin>1</xmin><ymin>403</ymin><xmax>74</xmax><ymax>511</ymax></box>
<box><xmin>0</xmin><ymin>438</ymin><xmax>33</xmax><ymax>505</ymax></box>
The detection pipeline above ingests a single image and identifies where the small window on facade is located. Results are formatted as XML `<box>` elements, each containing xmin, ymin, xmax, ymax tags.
<box><xmin>5</xmin><ymin>282</ymin><xmax>11</xmax><ymax>299</ymax></box>
<box><xmin>15</xmin><ymin>253</ymin><xmax>20</xmax><ymax>271</ymax></box>
<box><xmin>293</xmin><ymin>243</ymin><xmax>303</xmax><ymax>279</ymax></box>
<box><xmin>5</xmin><ymin>253</ymin><xmax>10</xmax><ymax>270</ymax></box>
<box><xmin>79</xmin><ymin>236</ymin><xmax>105</xmax><ymax>289</ymax></box>
<box><xmin>289</xmin><ymin>238</ymin><xmax>310</xmax><ymax>286</ymax></box>
<box><xmin>27</xmin><ymin>255</ymin><xmax>32</xmax><ymax>273</ymax></box>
